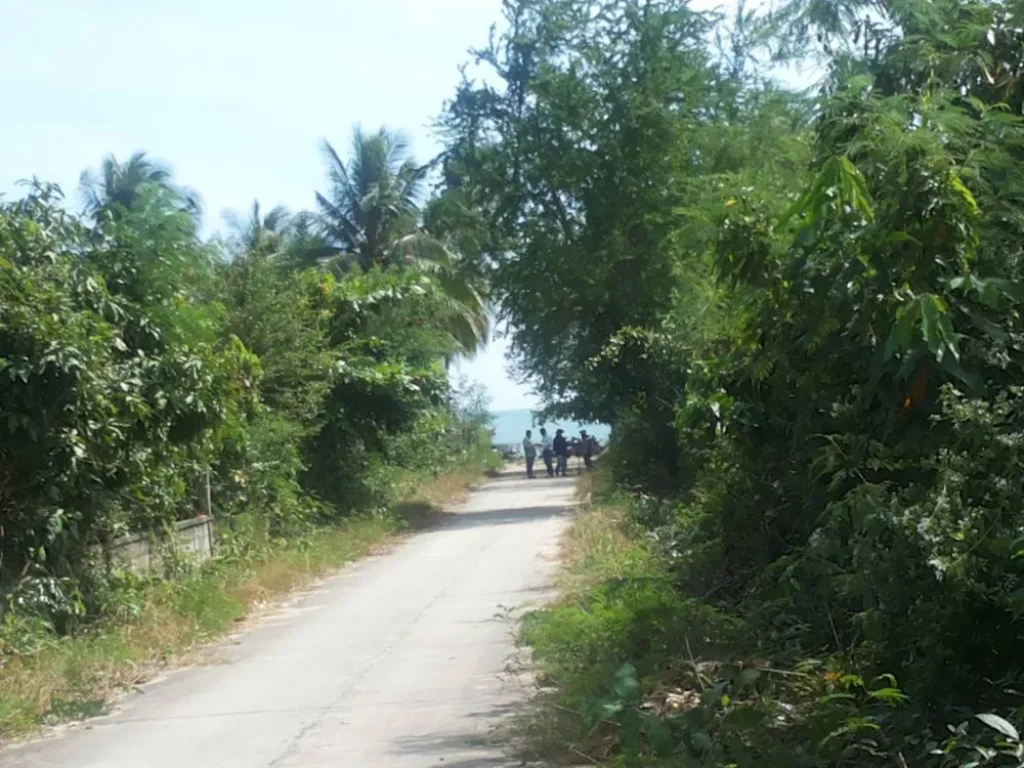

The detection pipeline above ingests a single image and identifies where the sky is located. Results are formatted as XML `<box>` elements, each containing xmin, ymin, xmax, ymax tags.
<box><xmin>0</xmin><ymin>0</ymin><xmax>810</xmax><ymax>412</ymax></box>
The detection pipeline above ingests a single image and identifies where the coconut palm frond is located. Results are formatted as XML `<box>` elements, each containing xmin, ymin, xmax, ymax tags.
<box><xmin>316</xmin><ymin>127</ymin><xmax>428</xmax><ymax>269</ymax></box>
<box><xmin>262</xmin><ymin>204</ymin><xmax>292</xmax><ymax>234</ymax></box>
<box><xmin>315</xmin><ymin>191</ymin><xmax>364</xmax><ymax>252</ymax></box>
<box><xmin>391</xmin><ymin>232</ymin><xmax>455</xmax><ymax>269</ymax></box>
<box><xmin>311</xmin><ymin>126</ymin><xmax>490</xmax><ymax>353</ymax></box>
<box><xmin>224</xmin><ymin>200</ymin><xmax>294</xmax><ymax>258</ymax></box>
<box><xmin>80</xmin><ymin>151</ymin><xmax>199</xmax><ymax>223</ymax></box>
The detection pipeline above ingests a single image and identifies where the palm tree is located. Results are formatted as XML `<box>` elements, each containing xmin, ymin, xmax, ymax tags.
<box><xmin>80</xmin><ymin>151</ymin><xmax>201</xmax><ymax>221</ymax></box>
<box><xmin>224</xmin><ymin>200</ymin><xmax>292</xmax><ymax>259</ymax></box>
<box><xmin>313</xmin><ymin>126</ymin><xmax>489</xmax><ymax>356</ymax></box>
<box><xmin>315</xmin><ymin>127</ymin><xmax>427</xmax><ymax>271</ymax></box>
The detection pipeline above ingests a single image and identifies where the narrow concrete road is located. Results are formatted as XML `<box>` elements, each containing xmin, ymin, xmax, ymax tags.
<box><xmin>1</xmin><ymin>469</ymin><xmax>573</xmax><ymax>768</ymax></box>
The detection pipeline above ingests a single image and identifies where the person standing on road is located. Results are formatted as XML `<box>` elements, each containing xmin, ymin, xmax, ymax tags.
<box><xmin>522</xmin><ymin>430</ymin><xmax>537</xmax><ymax>479</ymax></box>
<box><xmin>580</xmin><ymin>430</ymin><xmax>595</xmax><ymax>471</ymax></box>
<box><xmin>553</xmin><ymin>429</ymin><xmax>568</xmax><ymax>476</ymax></box>
<box><xmin>539</xmin><ymin>427</ymin><xmax>555</xmax><ymax>477</ymax></box>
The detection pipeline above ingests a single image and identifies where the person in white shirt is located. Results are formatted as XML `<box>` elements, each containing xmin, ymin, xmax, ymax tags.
<box><xmin>539</xmin><ymin>428</ymin><xmax>555</xmax><ymax>477</ymax></box>
<box><xmin>522</xmin><ymin>430</ymin><xmax>537</xmax><ymax>478</ymax></box>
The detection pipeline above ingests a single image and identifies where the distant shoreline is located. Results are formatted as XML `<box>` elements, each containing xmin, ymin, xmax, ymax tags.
<box><xmin>489</xmin><ymin>408</ymin><xmax>610</xmax><ymax>447</ymax></box>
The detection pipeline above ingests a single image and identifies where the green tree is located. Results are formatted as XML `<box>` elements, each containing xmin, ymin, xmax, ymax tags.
<box><xmin>314</xmin><ymin>126</ymin><xmax>489</xmax><ymax>356</ymax></box>
<box><xmin>0</xmin><ymin>183</ymin><xmax>256</xmax><ymax>625</ymax></box>
<box><xmin>80</xmin><ymin>151</ymin><xmax>201</xmax><ymax>222</ymax></box>
<box><xmin>220</xmin><ymin>228</ymin><xmax>332</xmax><ymax>431</ymax></box>
<box><xmin>224</xmin><ymin>200</ymin><xmax>293</xmax><ymax>260</ymax></box>
<box><xmin>439</xmin><ymin>0</ymin><xmax>1024</xmax><ymax>763</ymax></box>
<box><xmin>436</xmin><ymin>0</ymin><xmax>802</xmax><ymax>480</ymax></box>
<box><xmin>303</xmin><ymin>268</ymin><xmax>455</xmax><ymax>513</ymax></box>
<box><xmin>316</xmin><ymin>127</ymin><xmax>427</xmax><ymax>271</ymax></box>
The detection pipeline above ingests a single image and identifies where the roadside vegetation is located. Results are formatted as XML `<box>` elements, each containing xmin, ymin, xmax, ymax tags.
<box><xmin>440</xmin><ymin>0</ymin><xmax>1024</xmax><ymax>764</ymax></box>
<box><xmin>0</xmin><ymin>455</ymin><xmax>497</xmax><ymax>739</ymax></box>
<box><xmin>0</xmin><ymin>129</ymin><xmax>500</xmax><ymax>738</ymax></box>
<box><xmin>7</xmin><ymin>0</ymin><xmax>1024</xmax><ymax>761</ymax></box>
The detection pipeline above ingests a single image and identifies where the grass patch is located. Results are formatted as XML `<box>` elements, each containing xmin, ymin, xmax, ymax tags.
<box><xmin>0</xmin><ymin>461</ymin><xmax>497</xmax><ymax>742</ymax></box>
<box><xmin>514</xmin><ymin>471</ymin><xmax>933</xmax><ymax>768</ymax></box>
<box><xmin>513</xmin><ymin>470</ymin><xmax>745</xmax><ymax>767</ymax></box>
<box><xmin>513</xmin><ymin>472</ymin><xmax>653</xmax><ymax>763</ymax></box>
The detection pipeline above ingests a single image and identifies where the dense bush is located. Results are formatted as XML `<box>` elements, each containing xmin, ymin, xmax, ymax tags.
<box><xmin>441</xmin><ymin>0</ymin><xmax>1024</xmax><ymax>763</ymax></box>
<box><xmin>0</xmin><ymin>185</ymin><xmax>254</xmax><ymax>623</ymax></box>
<box><xmin>0</xmin><ymin>130</ymin><xmax>493</xmax><ymax>637</ymax></box>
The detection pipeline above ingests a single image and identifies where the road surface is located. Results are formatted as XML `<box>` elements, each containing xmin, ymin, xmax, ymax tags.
<box><xmin>0</xmin><ymin>468</ymin><xmax>573</xmax><ymax>768</ymax></box>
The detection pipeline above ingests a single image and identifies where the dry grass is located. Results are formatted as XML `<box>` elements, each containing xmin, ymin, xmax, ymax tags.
<box><xmin>556</xmin><ymin>471</ymin><xmax>650</xmax><ymax>595</ymax></box>
<box><xmin>507</xmin><ymin>469</ymin><xmax>665</xmax><ymax>766</ymax></box>
<box><xmin>402</xmin><ymin>465</ymin><xmax>486</xmax><ymax>507</ymax></box>
<box><xmin>0</xmin><ymin>463</ymin><xmax>497</xmax><ymax>742</ymax></box>
<box><xmin>0</xmin><ymin>519</ymin><xmax>397</xmax><ymax>741</ymax></box>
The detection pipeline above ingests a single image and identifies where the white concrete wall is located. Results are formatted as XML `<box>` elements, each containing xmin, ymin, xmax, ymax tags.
<box><xmin>103</xmin><ymin>517</ymin><xmax>215</xmax><ymax>575</ymax></box>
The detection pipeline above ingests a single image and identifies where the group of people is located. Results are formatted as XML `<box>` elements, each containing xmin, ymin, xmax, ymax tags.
<box><xmin>521</xmin><ymin>427</ymin><xmax>598</xmax><ymax>479</ymax></box>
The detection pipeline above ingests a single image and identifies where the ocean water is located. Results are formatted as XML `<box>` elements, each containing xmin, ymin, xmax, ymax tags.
<box><xmin>490</xmin><ymin>408</ymin><xmax>610</xmax><ymax>447</ymax></box>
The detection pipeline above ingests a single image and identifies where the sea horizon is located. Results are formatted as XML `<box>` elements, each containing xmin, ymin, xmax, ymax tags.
<box><xmin>488</xmin><ymin>408</ymin><xmax>610</xmax><ymax>447</ymax></box>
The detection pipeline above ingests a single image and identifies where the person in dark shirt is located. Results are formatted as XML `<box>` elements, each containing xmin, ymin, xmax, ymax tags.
<box><xmin>580</xmin><ymin>430</ymin><xmax>595</xmax><ymax>471</ymax></box>
<box><xmin>553</xmin><ymin>429</ymin><xmax>568</xmax><ymax>476</ymax></box>
<box><xmin>539</xmin><ymin>427</ymin><xmax>555</xmax><ymax>477</ymax></box>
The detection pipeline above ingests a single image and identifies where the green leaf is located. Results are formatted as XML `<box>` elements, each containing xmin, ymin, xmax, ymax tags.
<box><xmin>920</xmin><ymin>295</ymin><xmax>940</xmax><ymax>353</ymax></box>
<box><xmin>988</xmin><ymin>278</ymin><xmax>1024</xmax><ymax>303</ymax></box>
<box><xmin>691</xmin><ymin>729</ymin><xmax>713</xmax><ymax>754</ymax></box>
<box><xmin>620</xmin><ymin>709</ymin><xmax>642</xmax><ymax>754</ymax></box>
<box><xmin>645</xmin><ymin>714</ymin><xmax>675</xmax><ymax>756</ymax></box>
<box><xmin>935</xmin><ymin>310</ymin><xmax>960</xmax><ymax>362</ymax></box>
<box><xmin>600</xmin><ymin>699</ymin><xmax>624</xmax><ymax>718</ymax></box>
<box><xmin>949</xmin><ymin>172</ymin><xmax>980</xmax><ymax>215</ymax></box>
<box><xmin>886</xmin><ymin>230</ymin><xmax>920</xmax><ymax>244</ymax></box>
<box><xmin>840</xmin><ymin>156</ymin><xmax>875</xmax><ymax>221</ymax></box>
<box><xmin>722</xmin><ymin>706</ymin><xmax>766</xmax><ymax>731</ymax></box>
<box><xmin>611</xmin><ymin>662</ymin><xmax>639</xmax><ymax>700</ymax></box>
<box><xmin>819</xmin><ymin>718</ymin><xmax>880</xmax><ymax>747</ymax></box>
<box><xmin>736</xmin><ymin>667</ymin><xmax>761</xmax><ymax>687</ymax></box>
<box><xmin>938</xmin><ymin>354</ymin><xmax>981</xmax><ymax>390</ymax></box>
<box><xmin>965</xmin><ymin>307</ymin><xmax>1008</xmax><ymax>341</ymax></box>
<box><xmin>976</xmin><ymin>713</ymin><xmax>1019</xmax><ymax>741</ymax></box>
<box><xmin>868</xmin><ymin>687</ymin><xmax>907</xmax><ymax>706</ymax></box>
<box><xmin>820</xmin><ymin>692</ymin><xmax>857</xmax><ymax>704</ymax></box>
<box><xmin>1006</xmin><ymin>586</ymin><xmax>1024</xmax><ymax>614</ymax></box>
<box><xmin>884</xmin><ymin>302</ymin><xmax>920</xmax><ymax>358</ymax></box>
